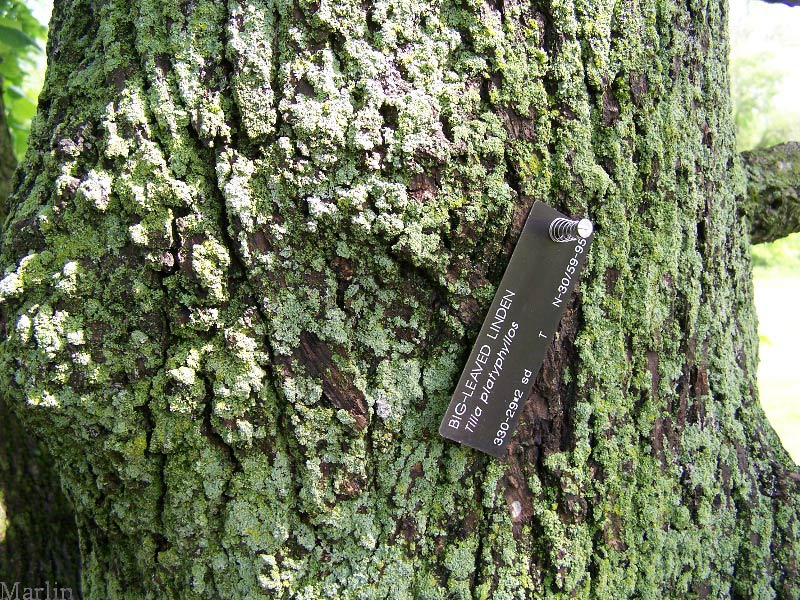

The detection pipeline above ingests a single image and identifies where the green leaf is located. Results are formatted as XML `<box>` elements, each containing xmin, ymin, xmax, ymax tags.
<box><xmin>5</xmin><ymin>84</ymin><xmax>27</xmax><ymax>100</ymax></box>
<box><xmin>0</xmin><ymin>63</ymin><xmax>25</xmax><ymax>88</ymax></box>
<box><xmin>0</xmin><ymin>22</ymin><xmax>40</xmax><ymax>50</ymax></box>
<box><xmin>0</xmin><ymin>0</ymin><xmax>48</xmax><ymax>160</ymax></box>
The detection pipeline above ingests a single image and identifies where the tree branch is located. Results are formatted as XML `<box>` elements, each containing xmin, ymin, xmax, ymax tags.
<box><xmin>742</xmin><ymin>141</ymin><xmax>800</xmax><ymax>244</ymax></box>
<box><xmin>757</xmin><ymin>0</ymin><xmax>800</xmax><ymax>6</ymax></box>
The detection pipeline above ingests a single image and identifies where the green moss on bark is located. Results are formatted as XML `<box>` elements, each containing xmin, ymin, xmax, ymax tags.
<box><xmin>0</xmin><ymin>74</ymin><xmax>82</xmax><ymax>593</ymax></box>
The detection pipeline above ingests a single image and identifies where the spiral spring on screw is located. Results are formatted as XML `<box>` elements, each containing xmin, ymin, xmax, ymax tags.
<box><xmin>548</xmin><ymin>217</ymin><xmax>593</xmax><ymax>242</ymax></box>
<box><xmin>549</xmin><ymin>218</ymin><xmax>580</xmax><ymax>242</ymax></box>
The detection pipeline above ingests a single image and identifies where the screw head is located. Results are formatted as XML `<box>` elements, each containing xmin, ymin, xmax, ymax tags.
<box><xmin>576</xmin><ymin>218</ymin><xmax>593</xmax><ymax>239</ymax></box>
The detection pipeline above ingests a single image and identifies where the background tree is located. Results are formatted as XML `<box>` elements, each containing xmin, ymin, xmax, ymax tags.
<box><xmin>1</xmin><ymin>0</ymin><xmax>799</xmax><ymax>598</ymax></box>
<box><xmin>731</xmin><ymin>54</ymin><xmax>788</xmax><ymax>151</ymax></box>
<box><xmin>0</xmin><ymin>0</ymin><xmax>46</xmax><ymax>160</ymax></box>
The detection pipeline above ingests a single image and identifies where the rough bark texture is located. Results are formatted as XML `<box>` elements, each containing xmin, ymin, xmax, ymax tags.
<box><xmin>1</xmin><ymin>0</ymin><xmax>798</xmax><ymax>598</ymax></box>
<box><xmin>743</xmin><ymin>141</ymin><xmax>800</xmax><ymax>244</ymax></box>
<box><xmin>0</xmin><ymin>79</ymin><xmax>82</xmax><ymax>591</ymax></box>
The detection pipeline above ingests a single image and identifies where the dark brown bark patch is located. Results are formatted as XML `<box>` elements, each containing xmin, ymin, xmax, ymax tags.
<box><xmin>503</xmin><ymin>470</ymin><xmax>534</xmax><ymax>537</ymax></box>
<box><xmin>647</xmin><ymin>350</ymin><xmax>660</xmax><ymax>395</ymax></box>
<box><xmin>630</xmin><ymin>72</ymin><xmax>648</xmax><ymax>106</ymax></box>
<box><xmin>295</xmin><ymin>331</ymin><xmax>369</xmax><ymax>431</ymax></box>
<box><xmin>603</xmin><ymin>513</ymin><xmax>628</xmax><ymax>552</ymax></box>
<box><xmin>652</xmin><ymin>416</ymin><xmax>666</xmax><ymax>468</ymax></box>
<box><xmin>601</xmin><ymin>88</ymin><xmax>620</xmax><ymax>127</ymax></box>
<box><xmin>408</xmin><ymin>172</ymin><xmax>439</xmax><ymax>202</ymax></box>
<box><xmin>604</xmin><ymin>267</ymin><xmax>620</xmax><ymax>293</ymax></box>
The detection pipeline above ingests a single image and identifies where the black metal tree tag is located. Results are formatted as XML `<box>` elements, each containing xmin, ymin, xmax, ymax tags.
<box><xmin>439</xmin><ymin>201</ymin><xmax>594</xmax><ymax>457</ymax></box>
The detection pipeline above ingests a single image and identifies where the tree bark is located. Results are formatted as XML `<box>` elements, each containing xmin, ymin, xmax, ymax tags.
<box><xmin>0</xmin><ymin>79</ymin><xmax>82</xmax><ymax>591</ymax></box>
<box><xmin>1</xmin><ymin>0</ymin><xmax>798</xmax><ymax>597</ymax></box>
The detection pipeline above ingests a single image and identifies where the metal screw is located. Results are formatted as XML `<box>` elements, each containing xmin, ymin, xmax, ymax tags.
<box><xmin>549</xmin><ymin>217</ymin><xmax>593</xmax><ymax>242</ymax></box>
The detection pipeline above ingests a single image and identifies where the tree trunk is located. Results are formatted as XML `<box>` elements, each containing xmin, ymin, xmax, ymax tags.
<box><xmin>1</xmin><ymin>0</ymin><xmax>798</xmax><ymax>597</ymax></box>
<box><xmin>0</xmin><ymin>79</ymin><xmax>82</xmax><ymax>591</ymax></box>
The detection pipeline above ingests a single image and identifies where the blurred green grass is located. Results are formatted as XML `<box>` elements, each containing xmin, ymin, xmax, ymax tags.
<box><xmin>752</xmin><ymin>234</ymin><xmax>800</xmax><ymax>464</ymax></box>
